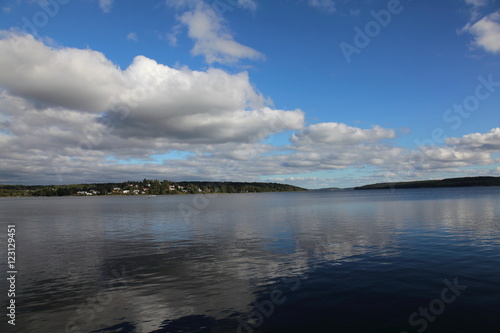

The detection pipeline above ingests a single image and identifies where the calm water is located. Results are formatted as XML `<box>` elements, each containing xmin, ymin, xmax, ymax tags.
<box><xmin>1</xmin><ymin>187</ymin><xmax>500</xmax><ymax>333</ymax></box>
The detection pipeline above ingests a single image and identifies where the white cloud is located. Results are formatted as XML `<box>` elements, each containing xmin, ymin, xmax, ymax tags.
<box><xmin>0</xmin><ymin>32</ymin><xmax>305</xmax><ymax>184</ymax></box>
<box><xmin>281</xmin><ymin>144</ymin><xmax>403</xmax><ymax>170</ymax></box>
<box><xmin>1</xmin><ymin>32</ymin><xmax>499</xmax><ymax>186</ymax></box>
<box><xmin>446</xmin><ymin>127</ymin><xmax>500</xmax><ymax>151</ymax></box>
<box><xmin>415</xmin><ymin>146</ymin><xmax>493</xmax><ymax>166</ymax></box>
<box><xmin>99</xmin><ymin>0</ymin><xmax>113</xmax><ymax>13</ymax></box>
<box><xmin>383</xmin><ymin>131</ymin><xmax>498</xmax><ymax>180</ymax></box>
<box><xmin>178</xmin><ymin>2</ymin><xmax>263</xmax><ymax>64</ymax></box>
<box><xmin>268</xmin><ymin>122</ymin><xmax>402</xmax><ymax>172</ymax></box>
<box><xmin>462</xmin><ymin>11</ymin><xmax>500</xmax><ymax>53</ymax></box>
<box><xmin>167</xmin><ymin>0</ymin><xmax>262</xmax><ymax>64</ymax></box>
<box><xmin>127</xmin><ymin>32</ymin><xmax>138</xmax><ymax>42</ymax></box>
<box><xmin>0</xmin><ymin>33</ymin><xmax>302</xmax><ymax>144</ymax></box>
<box><xmin>111</xmin><ymin>55</ymin><xmax>303</xmax><ymax>143</ymax></box>
<box><xmin>308</xmin><ymin>0</ymin><xmax>336</xmax><ymax>13</ymax></box>
<box><xmin>283</xmin><ymin>124</ymin><xmax>498</xmax><ymax>182</ymax></box>
<box><xmin>0</xmin><ymin>32</ymin><xmax>126</xmax><ymax>112</ymax></box>
<box><xmin>291</xmin><ymin>122</ymin><xmax>395</xmax><ymax>146</ymax></box>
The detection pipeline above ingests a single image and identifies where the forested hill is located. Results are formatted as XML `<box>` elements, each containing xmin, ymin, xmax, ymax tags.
<box><xmin>0</xmin><ymin>180</ymin><xmax>307</xmax><ymax>197</ymax></box>
<box><xmin>354</xmin><ymin>176</ymin><xmax>500</xmax><ymax>190</ymax></box>
<box><xmin>175</xmin><ymin>181</ymin><xmax>305</xmax><ymax>193</ymax></box>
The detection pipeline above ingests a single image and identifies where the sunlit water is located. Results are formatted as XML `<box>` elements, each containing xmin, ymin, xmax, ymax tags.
<box><xmin>1</xmin><ymin>187</ymin><xmax>499</xmax><ymax>333</ymax></box>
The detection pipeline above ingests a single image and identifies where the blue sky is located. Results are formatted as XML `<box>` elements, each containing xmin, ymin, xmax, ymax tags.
<box><xmin>0</xmin><ymin>0</ymin><xmax>500</xmax><ymax>188</ymax></box>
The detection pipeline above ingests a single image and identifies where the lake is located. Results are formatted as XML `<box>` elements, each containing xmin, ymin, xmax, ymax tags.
<box><xmin>1</xmin><ymin>187</ymin><xmax>499</xmax><ymax>333</ymax></box>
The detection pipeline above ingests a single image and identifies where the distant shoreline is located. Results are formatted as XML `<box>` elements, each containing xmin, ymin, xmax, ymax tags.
<box><xmin>353</xmin><ymin>176</ymin><xmax>500</xmax><ymax>190</ymax></box>
<box><xmin>0</xmin><ymin>180</ymin><xmax>307</xmax><ymax>197</ymax></box>
<box><xmin>3</xmin><ymin>176</ymin><xmax>500</xmax><ymax>197</ymax></box>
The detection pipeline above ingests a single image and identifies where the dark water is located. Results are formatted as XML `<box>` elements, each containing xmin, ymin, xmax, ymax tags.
<box><xmin>1</xmin><ymin>187</ymin><xmax>499</xmax><ymax>333</ymax></box>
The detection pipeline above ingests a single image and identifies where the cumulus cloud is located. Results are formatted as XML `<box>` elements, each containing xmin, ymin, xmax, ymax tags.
<box><xmin>282</xmin><ymin>144</ymin><xmax>403</xmax><ymax>170</ymax></box>
<box><xmin>112</xmin><ymin>55</ymin><xmax>302</xmax><ymax>143</ymax></box>
<box><xmin>178</xmin><ymin>2</ymin><xmax>263</xmax><ymax>64</ymax></box>
<box><xmin>167</xmin><ymin>0</ymin><xmax>262</xmax><ymax>64</ymax></box>
<box><xmin>0</xmin><ymin>32</ymin><xmax>301</xmax><ymax>145</ymax></box>
<box><xmin>1</xmin><ymin>32</ymin><xmax>499</xmax><ymax>186</ymax></box>
<box><xmin>446</xmin><ymin>127</ymin><xmax>500</xmax><ymax>151</ymax></box>
<box><xmin>0</xmin><ymin>91</ymin><xmax>297</xmax><ymax>184</ymax></box>
<box><xmin>415</xmin><ymin>146</ymin><xmax>493</xmax><ymax>167</ymax></box>
<box><xmin>462</xmin><ymin>11</ymin><xmax>500</xmax><ymax>53</ymax></box>
<box><xmin>272</xmin><ymin>122</ymin><xmax>401</xmax><ymax>171</ymax></box>
<box><xmin>383</xmin><ymin>132</ymin><xmax>498</xmax><ymax>181</ymax></box>
<box><xmin>0</xmin><ymin>32</ymin><xmax>305</xmax><ymax>183</ymax></box>
<box><xmin>283</xmin><ymin>123</ymin><xmax>498</xmax><ymax>181</ymax></box>
<box><xmin>0</xmin><ymin>32</ymin><xmax>125</xmax><ymax>112</ymax></box>
<box><xmin>291</xmin><ymin>122</ymin><xmax>395</xmax><ymax>146</ymax></box>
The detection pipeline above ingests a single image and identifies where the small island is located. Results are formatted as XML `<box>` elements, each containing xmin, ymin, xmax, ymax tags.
<box><xmin>0</xmin><ymin>179</ymin><xmax>307</xmax><ymax>197</ymax></box>
<box><xmin>354</xmin><ymin>176</ymin><xmax>500</xmax><ymax>190</ymax></box>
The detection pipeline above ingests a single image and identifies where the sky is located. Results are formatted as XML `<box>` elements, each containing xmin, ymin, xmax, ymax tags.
<box><xmin>0</xmin><ymin>0</ymin><xmax>499</xmax><ymax>189</ymax></box>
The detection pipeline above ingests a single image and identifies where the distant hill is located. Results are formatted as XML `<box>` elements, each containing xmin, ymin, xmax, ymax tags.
<box><xmin>354</xmin><ymin>176</ymin><xmax>500</xmax><ymax>190</ymax></box>
<box><xmin>311</xmin><ymin>187</ymin><xmax>344</xmax><ymax>191</ymax></box>
<box><xmin>176</xmin><ymin>181</ymin><xmax>307</xmax><ymax>193</ymax></box>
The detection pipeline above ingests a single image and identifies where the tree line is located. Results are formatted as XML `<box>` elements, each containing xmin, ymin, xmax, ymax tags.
<box><xmin>354</xmin><ymin>176</ymin><xmax>500</xmax><ymax>190</ymax></box>
<box><xmin>0</xmin><ymin>179</ymin><xmax>307</xmax><ymax>197</ymax></box>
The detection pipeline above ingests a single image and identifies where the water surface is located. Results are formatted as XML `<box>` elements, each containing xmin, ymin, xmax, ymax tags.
<box><xmin>1</xmin><ymin>187</ymin><xmax>499</xmax><ymax>332</ymax></box>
